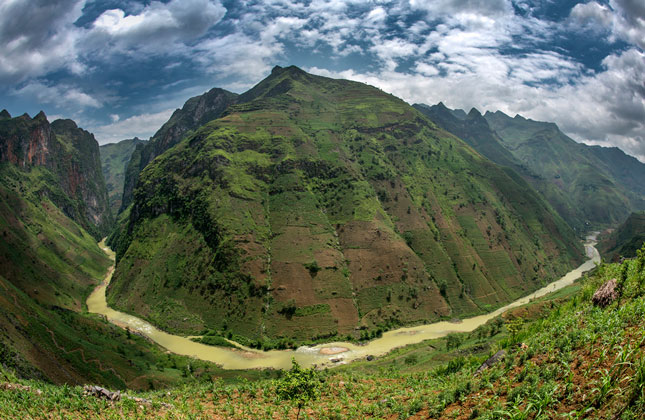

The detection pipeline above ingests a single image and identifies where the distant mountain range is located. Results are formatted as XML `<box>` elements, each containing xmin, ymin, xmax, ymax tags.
<box><xmin>414</xmin><ymin>103</ymin><xmax>645</xmax><ymax>233</ymax></box>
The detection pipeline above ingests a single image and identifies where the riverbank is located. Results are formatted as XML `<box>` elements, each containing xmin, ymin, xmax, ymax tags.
<box><xmin>88</xmin><ymin>235</ymin><xmax>600</xmax><ymax>370</ymax></box>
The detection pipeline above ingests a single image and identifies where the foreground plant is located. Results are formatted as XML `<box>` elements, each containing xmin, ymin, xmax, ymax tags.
<box><xmin>275</xmin><ymin>358</ymin><xmax>321</xmax><ymax>420</ymax></box>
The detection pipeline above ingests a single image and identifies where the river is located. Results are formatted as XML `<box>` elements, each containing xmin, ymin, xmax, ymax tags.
<box><xmin>87</xmin><ymin>235</ymin><xmax>600</xmax><ymax>370</ymax></box>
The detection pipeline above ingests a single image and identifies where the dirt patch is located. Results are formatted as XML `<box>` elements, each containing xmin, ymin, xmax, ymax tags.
<box><xmin>326</xmin><ymin>298</ymin><xmax>359</xmax><ymax>334</ymax></box>
<box><xmin>319</xmin><ymin>347</ymin><xmax>349</xmax><ymax>355</ymax></box>
<box><xmin>270</xmin><ymin>261</ymin><xmax>317</xmax><ymax>306</ymax></box>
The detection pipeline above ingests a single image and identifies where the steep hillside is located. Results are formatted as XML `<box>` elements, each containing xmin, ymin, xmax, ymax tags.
<box><xmin>0</xmin><ymin>113</ymin><xmax>239</xmax><ymax>389</ymax></box>
<box><xmin>100</xmin><ymin>138</ymin><xmax>147</xmax><ymax>215</ymax></box>
<box><xmin>4</xmin><ymin>246</ymin><xmax>644</xmax><ymax>419</ymax></box>
<box><xmin>120</xmin><ymin>88</ymin><xmax>238</xmax><ymax>212</ymax></box>
<box><xmin>415</xmin><ymin>104</ymin><xmax>645</xmax><ymax>232</ymax></box>
<box><xmin>485</xmin><ymin>110</ymin><xmax>645</xmax><ymax>229</ymax></box>
<box><xmin>108</xmin><ymin>66</ymin><xmax>582</xmax><ymax>345</ymax></box>
<box><xmin>0</xmin><ymin>111</ymin><xmax>113</xmax><ymax>237</ymax></box>
<box><xmin>599</xmin><ymin>211</ymin><xmax>645</xmax><ymax>261</ymax></box>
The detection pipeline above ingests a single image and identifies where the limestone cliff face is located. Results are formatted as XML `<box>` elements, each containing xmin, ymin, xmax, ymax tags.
<box><xmin>120</xmin><ymin>88</ymin><xmax>238</xmax><ymax>212</ymax></box>
<box><xmin>0</xmin><ymin>110</ymin><xmax>113</xmax><ymax>238</ymax></box>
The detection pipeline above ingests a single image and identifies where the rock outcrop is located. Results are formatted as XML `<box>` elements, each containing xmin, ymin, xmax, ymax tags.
<box><xmin>592</xmin><ymin>278</ymin><xmax>618</xmax><ymax>308</ymax></box>
<box><xmin>120</xmin><ymin>88</ymin><xmax>238</xmax><ymax>212</ymax></box>
<box><xmin>0</xmin><ymin>110</ymin><xmax>113</xmax><ymax>237</ymax></box>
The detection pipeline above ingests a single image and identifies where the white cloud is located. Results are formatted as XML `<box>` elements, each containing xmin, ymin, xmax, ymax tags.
<box><xmin>0</xmin><ymin>0</ymin><xmax>84</xmax><ymax>83</ymax></box>
<box><xmin>88</xmin><ymin>0</ymin><xmax>226</xmax><ymax>53</ymax></box>
<box><xmin>90</xmin><ymin>109</ymin><xmax>175</xmax><ymax>144</ymax></box>
<box><xmin>193</xmin><ymin>32</ymin><xmax>284</xmax><ymax>88</ymax></box>
<box><xmin>570</xmin><ymin>0</ymin><xmax>645</xmax><ymax>49</ymax></box>
<box><xmin>309</xmin><ymin>47</ymin><xmax>645</xmax><ymax>162</ymax></box>
<box><xmin>12</xmin><ymin>82</ymin><xmax>102</xmax><ymax>108</ymax></box>
<box><xmin>409</xmin><ymin>0</ymin><xmax>512</xmax><ymax>17</ymax></box>
<box><xmin>569</xmin><ymin>2</ymin><xmax>613</xmax><ymax>29</ymax></box>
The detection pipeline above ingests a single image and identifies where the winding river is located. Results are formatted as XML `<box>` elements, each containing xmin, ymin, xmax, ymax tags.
<box><xmin>87</xmin><ymin>235</ymin><xmax>600</xmax><ymax>370</ymax></box>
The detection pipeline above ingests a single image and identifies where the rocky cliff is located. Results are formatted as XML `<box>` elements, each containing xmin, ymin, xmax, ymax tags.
<box><xmin>0</xmin><ymin>110</ymin><xmax>113</xmax><ymax>237</ymax></box>
<box><xmin>120</xmin><ymin>88</ymin><xmax>238</xmax><ymax>212</ymax></box>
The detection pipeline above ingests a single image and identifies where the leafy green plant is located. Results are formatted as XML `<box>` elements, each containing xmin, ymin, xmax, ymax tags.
<box><xmin>275</xmin><ymin>358</ymin><xmax>321</xmax><ymax>420</ymax></box>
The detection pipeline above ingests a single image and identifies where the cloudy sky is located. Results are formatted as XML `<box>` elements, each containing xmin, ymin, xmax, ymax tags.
<box><xmin>0</xmin><ymin>0</ymin><xmax>643</xmax><ymax>160</ymax></box>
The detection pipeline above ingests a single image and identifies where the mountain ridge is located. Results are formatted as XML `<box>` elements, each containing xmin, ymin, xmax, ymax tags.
<box><xmin>414</xmin><ymin>103</ymin><xmax>645</xmax><ymax>232</ymax></box>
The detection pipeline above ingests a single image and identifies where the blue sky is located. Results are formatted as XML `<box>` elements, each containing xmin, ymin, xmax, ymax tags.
<box><xmin>0</xmin><ymin>0</ymin><xmax>644</xmax><ymax>160</ymax></box>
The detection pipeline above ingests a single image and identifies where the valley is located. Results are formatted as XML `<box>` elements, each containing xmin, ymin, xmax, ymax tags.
<box><xmin>88</xmin><ymin>235</ymin><xmax>600</xmax><ymax>370</ymax></box>
<box><xmin>2</xmin><ymin>2</ymin><xmax>645</xmax><ymax>418</ymax></box>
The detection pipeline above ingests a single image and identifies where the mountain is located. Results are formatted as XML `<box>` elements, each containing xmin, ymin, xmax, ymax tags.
<box><xmin>108</xmin><ymin>66</ymin><xmax>582</xmax><ymax>346</ymax></box>
<box><xmin>484</xmin><ymin>111</ymin><xmax>645</xmax><ymax>228</ymax></box>
<box><xmin>0</xmin><ymin>111</ymin><xmax>113</xmax><ymax>237</ymax></box>
<box><xmin>100</xmin><ymin>137</ymin><xmax>147</xmax><ymax>215</ymax></box>
<box><xmin>598</xmin><ymin>211</ymin><xmax>645</xmax><ymax>261</ymax></box>
<box><xmin>414</xmin><ymin>103</ymin><xmax>645</xmax><ymax>232</ymax></box>
<box><xmin>0</xmin><ymin>112</ymin><xmax>124</xmax><ymax>383</ymax></box>
<box><xmin>0</xmin><ymin>111</ymin><xmax>231</xmax><ymax>388</ymax></box>
<box><xmin>119</xmin><ymin>88</ymin><xmax>239</xmax><ymax>212</ymax></box>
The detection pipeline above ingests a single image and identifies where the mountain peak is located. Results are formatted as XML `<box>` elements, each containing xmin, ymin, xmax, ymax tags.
<box><xmin>271</xmin><ymin>65</ymin><xmax>306</xmax><ymax>76</ymax></box>
<box><xmin>468</xmin><ymin>107</ymin><xmax>482</xmax><ymax>118</ymax></box>
<box><xmin>0</xmin><ymin>109</ymin><xmax>11</xmax><ymax>120</ymax></box>
<box><xmin>34</xmin><ymin>110</ymin><xmax>48</xmax><ymax>122</ymax></box>
<box><xmin>51</xmin><ymin>119</ymin><xmax>79</xmax><ymax>132</ymax></box>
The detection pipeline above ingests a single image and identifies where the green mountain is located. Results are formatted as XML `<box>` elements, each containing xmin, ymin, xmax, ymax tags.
<box><xmin>0</xmin><ymin>111</ymin><xmax>113</xmax><ymax>237</ymax></box>
<box><xmin>414</xmin><ymin>103</ymin><xmax>645</xmax><ymax>232</ymax></box>
<box><xmin>108</xmin><ymin>66</ymin><xmax>582</xmax><ymax>346</ymax></box>
<box><xmin>100</xmin><ymin>137</ymin><xmax>147</xmax><ymax>215</ymax></box>
<box><xmin>0</xmin><ymin>112</ymin><xmax>221</xmax><ymax>388</ymax></box>
<box><xmin>599</xmin><ymin>212</ymin><xmax>645</xmax><ymax>261</ymax></box>
<box><xmin>120</xmin><ymin>88</ymin><xmax>238</xmax><ymax>212</ymax></box>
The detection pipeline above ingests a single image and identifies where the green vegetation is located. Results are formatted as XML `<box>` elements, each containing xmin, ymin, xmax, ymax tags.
<box><xmin>415</xmin><ymin>103</ymin><xmax>645</xmax><ymax>233</ymax></box>
<box><xmin>276</xmin><ymin>359</ymin><xmax>321</xmax><ymax>420</ymax></box>
<box><xmin>109</xmin><ymin>65</ymin><xmax>582</xmax><ymax>345</ymax></box>
<box><xmin>2</xmin><ymin>246</ymin><xmax>644</xmax><ymax>419</ymax></box>
<box><xmin>99</xmin><ymin>137</ymin><xmax>147</xmax><ymax>214</ymax></box>
<box><xmin>120</xmin><ymin>88</ymin><xmax>238</xmax><ymax>212</ymax></box>
<box><xmin>599</xmin><ymin>211</ymin><xmax>645</xmax><ymax>261</ymax></box>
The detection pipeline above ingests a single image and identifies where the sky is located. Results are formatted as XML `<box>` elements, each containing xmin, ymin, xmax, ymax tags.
<box><xmin>0</xmin><ymin>1</ymin><xmax>644</xmax><ymax>161</ymax></box>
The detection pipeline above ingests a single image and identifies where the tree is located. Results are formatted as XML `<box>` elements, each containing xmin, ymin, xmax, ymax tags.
<box><xmin>506</xmin><ymin>317</ymin><xmax>524</xmax><ymax>343</ymax></box>
<box><xmin>275</xmin><ymin>358</ymin><xmax>321</xmax><ymax>420</ymax></box>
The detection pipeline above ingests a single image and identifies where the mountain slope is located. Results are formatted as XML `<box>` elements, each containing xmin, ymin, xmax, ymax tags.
<box><xmin>100</xmin><ymin>137</ymin><xmax>147</xmax><ymax>215</ymax></box>
<box><xmin>0</xmin><ymin>111</ymin><xmax>113</xmax><ymax>237</ymax></box>
<box><xmin>485</xmin><ymin>110</ymin><xmax>645</xmax><ymax>229</ymax></box>
<box><xmin>415</xmin><ymin>104</ymin><xmax>645</xmax><ymax>232</ymax></box>
<box><xmin>108</xmin><ymin>66</ymin><xmax>582</xmax><ymax>345</ymax></box>
<box><xmin>0</xmin><ymin>112</ymin><xmax>231</xmax><ymax>389</ymax></box>
<box><xmin>119</xmin><ymin>88</ymin><xmax>238</xmax><ymax>212</ymax></box>
<box><xmin>599</xmin><ymin>211</ymin><xmax>645</xmax><ymax>261</ymax></box>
